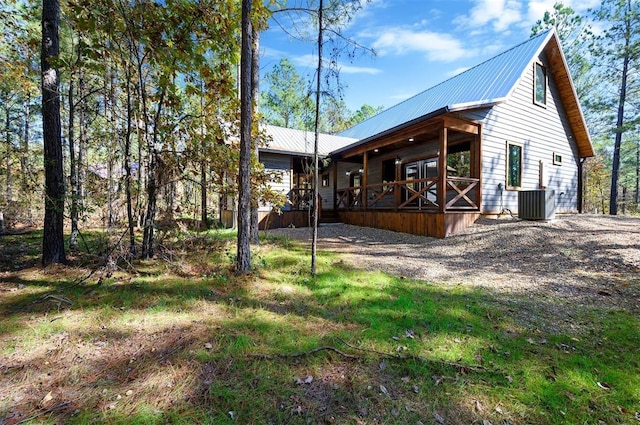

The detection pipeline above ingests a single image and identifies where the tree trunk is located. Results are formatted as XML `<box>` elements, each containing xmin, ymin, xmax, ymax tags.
<box><xmin>608</xmin><ymin>1</ymin><xmax>632</xmax><ymax>216</ymax></box>
<box><xmin>5</xmin><ymin>97</ymin><xmax>12</xmax><ymax>203</ymax></box>
<box><xmin>41</xmin><ymin>0</ymin><xmax>66</xmax><ymax>265</ymax></box>
<box><xmin>250</xmin><ymin>25</ymin><xmax>260</xmax><ymax>244</ymax></box>
<box><xmin>142</xmin><ymin>150</ymin><xmax>158</xmax><ymax>259</ymax></box>
<box><xmin>236</xmin><ymin>0</ymin><xmax>252</xmax><ymax>273</ymax></box>
<box><xmin>635</xmin><ymin>140</ymin><xmax>639</xmax><ymax>209</ymax></box>
<box><xmin>200</xmin><ymin>81</ymin><xmax>208</xmax><ymax>230</ymax></box>
<box><xmin>78</xmin><ymin>71</ymin><xmax>86</xmax><ymax>226</ymax></box>
<box><xmin>22</xmin><ymin>93</ymin><xmax>31</xmax><ymax>224</ymax></box>
<box><xmin>311</xmin><ymin>0</ymin><xmax>323</xmax><ymax>276</ymax></box>
<box><xmin>124</xmin><ymin>74</ymin><xmax>135</xmax><ymax>255</ymax></box>
<box><xmin>69</xmin><ymin>76</ymin><xmax>79</xmax><ymax>250</ymax></box>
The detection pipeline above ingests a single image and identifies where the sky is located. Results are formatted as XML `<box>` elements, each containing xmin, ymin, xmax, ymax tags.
<box><xmin>259</xmin><ymin>0</ymin><xmax>599</xmax><ymax>112</ymax></box>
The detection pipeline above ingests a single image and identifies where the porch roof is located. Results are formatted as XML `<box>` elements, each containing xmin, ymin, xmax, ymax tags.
<box><xmin>261</xmin><ymin>124</ymin><xmax>357</xmax><ymax>157</ymax></box>
<box><xmin>336</xmin><ymin>29</ymin><xmax>594</xmax><ymax>158</ymax></box>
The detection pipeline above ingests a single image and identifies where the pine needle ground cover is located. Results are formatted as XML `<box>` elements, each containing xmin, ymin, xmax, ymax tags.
<box><xmin>0</xmin><ymin>229</ymin><xmax>638</xmax><ymax>424</ymax></box>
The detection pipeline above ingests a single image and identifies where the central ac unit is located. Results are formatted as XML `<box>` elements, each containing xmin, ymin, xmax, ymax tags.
<box><xmin>518</xmin><ymin>189</ymin><xmax>555</xmax><ymax>220</ymax></box>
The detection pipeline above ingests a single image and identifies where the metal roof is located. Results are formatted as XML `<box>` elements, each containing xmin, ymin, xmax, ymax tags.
<box><xmin>339</xmin><ymin>30</ymin><xmax>554</xmax><ymax>141</ymax></box>
<box><xmin>262</xmin><ymin>124</ymin><xmax>358</xmax><ymax>156</ymax></box>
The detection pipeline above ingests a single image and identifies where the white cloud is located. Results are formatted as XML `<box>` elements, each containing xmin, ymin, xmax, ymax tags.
<box><xmin>454</xmin><ymin>0</ymin><xmax>523</xmax><ymax>32</ymax></box>
<box><xmin>289</xmin><ymin>54</ymin><xmax>381</xmax><ymax>75</ymax></box>
<box><xmin>369</xmin><ymin>28</ymin><xmax>470</xmax><ymax>62</ymax></box>
<box><xmin>526</xmin><ymin>0</ymin><xmax>601</xmax><ymax>25</ymax></box>
<box><xmin>338</xmin><ymin>64</ymin><xmax>382</xmax><ymax>75</ymax></box>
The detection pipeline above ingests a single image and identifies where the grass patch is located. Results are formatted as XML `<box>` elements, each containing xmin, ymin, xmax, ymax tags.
<box><xmin>0</xmin><ymin>229</ymin><xmax>638</xmax><ymax>424</ymax></box>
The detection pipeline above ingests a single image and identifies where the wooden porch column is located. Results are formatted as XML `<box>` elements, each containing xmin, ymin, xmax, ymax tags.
<box><xmin>363</xmin><ymin>151</ymin><xmax>368</xmax><ymax>208</ymax></box>
<box><xmin>438</xmin><ymin>125</ymin><xmax>448</xmax><ymax>213</ymax></box>
<box><xmin>332</xmin><ymin>160</ymin><xmax>338</xmax><ymax>211</ymax></box>
<box><xmin>475</xmin><ymin>126</ymin><xmax>482</xmax><ymax>210</ymax></box>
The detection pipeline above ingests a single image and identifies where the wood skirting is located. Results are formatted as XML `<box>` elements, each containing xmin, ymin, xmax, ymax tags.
<box><xmin>338</xmin><ymin>211</ymin><xmax>480</xmax><ymax>238</ymax></box>
<box><xmin>223</xmin><ymin>209</ymin><xmax>480</xmax><ymax>238</ymax></box>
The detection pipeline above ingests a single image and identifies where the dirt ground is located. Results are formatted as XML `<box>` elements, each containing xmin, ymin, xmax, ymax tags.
<box><xmin>268</xmin><ymin>214</ymin><xmax>640</xmax><ymax>332</ymax></box>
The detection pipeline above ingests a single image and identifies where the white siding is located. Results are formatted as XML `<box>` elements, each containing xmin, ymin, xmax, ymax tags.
<box><xmin>462</xmin><ymin>51</ymin><xmax>580</xmax><ymax>214</ymax></box>
<box><xmin>260</xmin><ymin>152</ymin><xmax>291</xmax><ymax>212</ymax></box>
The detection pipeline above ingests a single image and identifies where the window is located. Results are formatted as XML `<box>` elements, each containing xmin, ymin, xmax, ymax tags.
<box><xmin>506</xmin><ymin>141</ymin><xmax>523</xmax><ymax>189</ymax></box>
<box><xmin>553</xmin><ymin>153</ymin><xmax>562</xmax><ymax>165</ymax></box>
<box><xmin>321</xmin><ymin>174</ymin><xmax>329</xmax><ymax>187</ymax></box>
<box><xmin>534</xmin><ymin>63</ymin><xmax>547</xmax><ymax>106</ymax></box>
<box><xmin>381</xmin><ymin>158</ymin><xmax>396</xmax><ymax>184</ymax></box>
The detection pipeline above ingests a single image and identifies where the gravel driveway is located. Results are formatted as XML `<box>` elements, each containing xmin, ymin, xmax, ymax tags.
<box><xmin>268</xmin><ymin>214</ymin><xmax>640</xmax><ymax>331</ymax></box>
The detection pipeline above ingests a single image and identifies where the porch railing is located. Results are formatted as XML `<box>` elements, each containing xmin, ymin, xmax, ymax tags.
<box><xmin>336</xmin><ymin>177</ymin><xmax>480</xmax><ymax>212</ymax></box>
<box><xmin>287</xmin><ymin>188</ymin><xmax>323</xmax><ymax>211</ymax></box>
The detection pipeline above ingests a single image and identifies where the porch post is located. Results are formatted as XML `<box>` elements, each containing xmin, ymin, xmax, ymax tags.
<box><xmin>363</xmin><ymin>151</ymin><xmax>368</xmax><ymax>208</ymax></box>
<box><xmin>475</xmin><ymin>125</ymin><xmax>482</xmax><ymax>211</ymax></box>
<box><xmin>332</xmin><ymin>159</ymin><xmax>338</xmax><ymax>212</ymax></box>
<box><xmin>438</xmin><ymin>124</ymin><xmax>448</xmax><ymax>213</ymax></box>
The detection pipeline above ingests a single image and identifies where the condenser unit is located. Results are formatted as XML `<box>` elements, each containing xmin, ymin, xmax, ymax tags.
<box><xmin>518</xmin><ymin>189</ymin><xmax>555</xmax><ymax>220</ymax></box>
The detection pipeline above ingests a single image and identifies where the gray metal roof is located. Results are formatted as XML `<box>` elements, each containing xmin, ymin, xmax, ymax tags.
<box><xmin>339</xmin><ymin>30</ymin><xmax>554</xmax><ymax>141</ymax></box>
<box><xmin>262</xmin><ymin>124</ymin><xmax>358</xmax><ymax>156</ymax></box>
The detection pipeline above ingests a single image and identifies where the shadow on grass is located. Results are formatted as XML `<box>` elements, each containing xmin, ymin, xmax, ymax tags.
<box><xmin>0</xmin><ymin>227</ymin><xmax>639</xmax><ymax>424</ymax></box>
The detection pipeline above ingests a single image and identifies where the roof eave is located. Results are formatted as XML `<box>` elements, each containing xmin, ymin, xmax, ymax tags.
<box><xmin>330</xmin><ymin>106</ymin><xmax>450</xmax><ymax>158</ymax></box>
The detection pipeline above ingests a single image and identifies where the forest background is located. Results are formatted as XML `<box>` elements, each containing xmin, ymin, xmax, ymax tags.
<box><xmin>0</xmin><ymin>0</ymin><xmax>638</xmax><ymax>261</ymax></box>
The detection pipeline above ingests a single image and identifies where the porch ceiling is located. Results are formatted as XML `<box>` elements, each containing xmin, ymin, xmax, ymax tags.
<box><xmin>332</xmin><ymin>114</ymin><xmax>480</xmax><ymax>161</ymax></box>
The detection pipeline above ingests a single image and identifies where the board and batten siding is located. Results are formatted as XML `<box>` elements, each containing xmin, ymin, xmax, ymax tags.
<box><xmin>461</xmin><ymin>51</ymin><xmax>580</xmax><ymax>214</ymax></box>
<box><xmin>259</xmin><ymin>152</ymin><xmax>291</xmax><ymax>212</ymax></box>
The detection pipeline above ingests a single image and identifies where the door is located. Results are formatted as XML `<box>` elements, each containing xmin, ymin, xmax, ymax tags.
<box><xmin>402</xmin><ymin>158</ymin><xmax>438</xmax><ymax>208</ymax></box>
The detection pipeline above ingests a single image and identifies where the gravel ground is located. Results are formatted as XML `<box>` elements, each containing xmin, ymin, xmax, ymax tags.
<box><xmin>267</xmin><ymin>214</ymin><xmax>640</xmax><ymax>331</ymax></box>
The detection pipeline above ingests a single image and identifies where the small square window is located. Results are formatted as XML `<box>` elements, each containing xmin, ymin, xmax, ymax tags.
<box><xmin>553</xmin><ymin>153</ymin><xmax>562</xmax><ymax>165</ymax></box>
<box><xmin>321</xmin><ymin>174</ymin><xmax>329</xmax><ymax>187</ymax></box>
<box><xmin>506</xmin><ymin>141</ymin><xmax>523</xmax><ymax>190</ymax></box>
<box><xmin>534</xmin><ymin>62</ymin><xmax>547</xmax><ymax>106</ymax></box>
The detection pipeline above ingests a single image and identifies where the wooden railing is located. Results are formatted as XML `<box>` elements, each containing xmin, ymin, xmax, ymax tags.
<box><xmin>287</xmin><ymin>188</ymin><xmax>321</xmax><ymax>211</ymax></box>
<box><xmin>446</xmin><ymin>177</ymin><xmax>479</xmax><ymax>210</ymax></box>
<box><xmin>336</xmin><ymin>177</ymin><xmax>480</xmax><ymax>212</ymax></box>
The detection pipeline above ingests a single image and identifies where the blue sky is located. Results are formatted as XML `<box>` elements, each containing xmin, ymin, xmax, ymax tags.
<box><xmin>260</xmin><ymin>0</ymin><xmax>598</xmax><ymax>112</ymax></box>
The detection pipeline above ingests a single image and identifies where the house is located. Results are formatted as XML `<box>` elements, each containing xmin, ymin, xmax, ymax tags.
<box><xmin>229</xmin><ymin>29</ymin><xmax>594</xmax><ymax>237</ymax></box>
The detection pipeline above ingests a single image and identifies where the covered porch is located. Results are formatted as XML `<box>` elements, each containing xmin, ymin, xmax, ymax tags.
<box><xmin>330</xmin><ymin>115</ymin><xmax>482</xmax><ymax>238</ymax></box>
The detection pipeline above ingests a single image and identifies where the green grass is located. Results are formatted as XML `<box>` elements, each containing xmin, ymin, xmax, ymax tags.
<box><xmin>0</xmin><ymin>230</ymin><xmax>638</xmax><ymax>424</ymax></box>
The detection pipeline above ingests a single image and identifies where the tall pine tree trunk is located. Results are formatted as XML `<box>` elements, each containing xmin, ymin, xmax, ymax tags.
<box><xmin>22</xmin><ymin>93</ymin><xmax>31</xmax><ymax>224</ymax></box>
<box><xmin>311</xmin><ymin>0</ymin><xmax>323</xmax><ymax>276</ymax></box>
<box><xmin>124</xmin><ymin>74</ymin><xmax>135</xmax><ymax>254</ymax></box>
<box><xmin>41</xmin><ymin>0</ymin><xmax>66</xmax><ymax>265</ymax></box>
<box><xmin>236</xmin><ymin>0</ymin><xmax>252</xmax><ymax>273</ymax></box>
<box><xmin>250</xmin><ymin>26</ymin><xmax>260</xmax><ymax>244</ymax></box>
<box><xmin>69</xmin><ymin>76</ymin><xmax>79</xmax><ymax>250</ymax></box>
<box><xmin>5</xmin><ymin>97</ymin><xmax>12</xmax><ymax>203</ymax></box>
<box><xmin>607</xmin><ymin>0</ymin><xmax>633</xmax><ymax>216</ymax></box>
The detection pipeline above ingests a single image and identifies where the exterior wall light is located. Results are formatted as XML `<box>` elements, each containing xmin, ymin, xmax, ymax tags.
<box><xmin>395</xmin><ymin>156</ymin><xmax>402</xmax><ymax>165</ymax></box>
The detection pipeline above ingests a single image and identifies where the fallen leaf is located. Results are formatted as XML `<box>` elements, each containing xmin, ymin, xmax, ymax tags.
<box><xmin>40</xmin><ymin>391</ymin><xmax>53</xmax><ymax>407</ymax></box>
<box><xmin>379</xmin><ymin>385</ymin><xmax>388</xmax><ymax>395</ymax></box>
<box><xmin>433</xmin><ymin>411</ymin><xmax>445</xmax><ymax>424</ymax></box>
<box><xmin>125</xmin><ymin>390</ymin><xmax>133</xmax><ymax>396</ymax></box>
<box><xmin>405</xmin><ymin>329</ymin><xmax>415</xmax><ymax>339</ymax></box>
<box><xmin>392</xmin><ymin>336</ymin><xmax>400</xmax><ymax>341</ymax></box>
<box><xmin>304</xmin><ymin>376</ymin><xmax>313</xmax><ymax>384</ymax></box>
<box><xmin>526</xmin><ymin>338</ymin><xmax>536</xmax><ymax>345</ymax></box>
<box><xmin>474</xmin><ymin>399</ymin><xmax>483</xmax><ymax>412</ymax></box>
<box><xmin>401</xmin><ymin>376</ymin><xmax>410</xmax><ymax>383</ymax></box>
<box><xmin>204</xmin><ymin>343</ymin><xmax>213</xmax><ymax>349</ymax></box>
<box><xmin>597</xmin><ymin>382</ymin><xmax>611</xmax><ymax>390</ymax></box>
<box><xmin>483</xmin><ymin>420</ymin><xmax>492</xmax><ymax>425</ymax></box>
<box><xmin>506</xmin><ymin>375</ymin><xmax>513</xmax><ymax>383</ymax></box>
